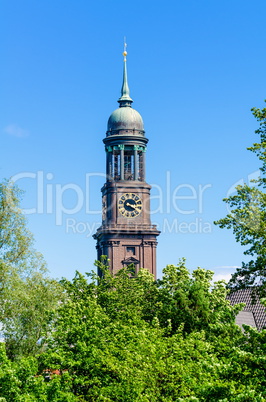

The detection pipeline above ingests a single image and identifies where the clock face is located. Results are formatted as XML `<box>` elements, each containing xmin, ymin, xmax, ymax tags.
<box><xmin>118</xmin><ymin>193</ymin><xmax>142</xmax><ymax>218</ymax></box>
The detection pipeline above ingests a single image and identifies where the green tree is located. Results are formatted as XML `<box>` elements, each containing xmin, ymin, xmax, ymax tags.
<box><xmin>0</xmin><ymin>343</ymin><xmax>76</xmax><ymax>401</ymax></box>
<box><xmin>0</xmin><ymin>258</ymin><xmax>262</xmax><ymax>401</ymax></box>
<box><xmin>3</xmin><ymin>271</ymin><xmax>62</xmax><ymax>360</ymax></box>
<box><xmin>215</xmin><ymin>101</ymin><xmax>266</xmax><ymax>293</ymax></box>
<box><xmin>38</xmin><ymin>261</ymin><xmax>265</xmax><ymax>401</ymax></box>
<box><xmin>0</xmin><ymin>258</ymin><xmax>257</xmax><ymax>400</ymax></box>
<box><xmin>0</xmin><ymin>180</ymin><xmax>62</xmax><ymax>360</ymax></box>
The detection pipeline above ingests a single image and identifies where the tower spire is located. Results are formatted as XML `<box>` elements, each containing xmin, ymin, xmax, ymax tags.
<box><xmin>118</xmin><ymin>38</ymin><xmax>133</xmax><ymax>107</ymax></box>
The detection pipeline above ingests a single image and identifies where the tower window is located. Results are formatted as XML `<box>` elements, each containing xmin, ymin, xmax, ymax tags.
<box><xmin>112</xmin><ymin>151</ymin><xmax>120</xmax><ymax>180</ymax></box>
<box><xmin>126</xmin><ymin>246</ymin><xmax>135</xmax><ymax>255</ymax></box>
<box><xmin>124</xmin><ymin>150</ymin><xmax>134</xmax><ymax>180</ymax></box>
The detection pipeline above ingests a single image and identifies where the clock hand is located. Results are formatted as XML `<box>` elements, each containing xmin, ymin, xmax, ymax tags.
<box><xmin>126</xmin><ymin>202</ymin><xmax>137</xmax><ymax>209</ymax></box>
<box><xmin>126</xmin><ymin>202</ymin><xmax>140</xmax><ymax>211</ymax></box>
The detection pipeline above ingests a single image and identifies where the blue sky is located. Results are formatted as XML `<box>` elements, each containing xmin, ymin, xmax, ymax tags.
<box><xmin>1</xmin><ymin>0</ymin><xmax>265</xmax><ymax>281</ymax></box>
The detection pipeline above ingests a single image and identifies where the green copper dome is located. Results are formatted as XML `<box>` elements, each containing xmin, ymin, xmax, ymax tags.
<box><xmin>107</xmin><ymin>107</ymin><xmax>144</xmax><ymax>132</ymax></box>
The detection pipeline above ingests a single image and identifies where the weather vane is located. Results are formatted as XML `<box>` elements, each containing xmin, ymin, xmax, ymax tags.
<box><xmin>123</xmin><ymin>37</ymin><xmax>127</xmax><ymax>61</ymax></box>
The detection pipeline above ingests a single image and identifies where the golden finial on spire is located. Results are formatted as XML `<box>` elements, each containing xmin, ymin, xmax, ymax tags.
<box><xmin>123</xmin><ymin>37</ymin><xmax>127</xmax><ymax>61</ymax></box>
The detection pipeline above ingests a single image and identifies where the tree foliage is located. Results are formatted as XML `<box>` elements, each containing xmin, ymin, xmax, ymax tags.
<box><xmin>0</xmin><ymin>180</ymin><xmax>62</xmax><ymax>360</ymax></box>
<box><xmin>29</xmin><ymin>261</ymin><xmax>265</xmax><ymax>401</ymax></box>
<box><xmin>215</xmin><ymin>101</ymin><xmax>266</xmax><ymax>293</ymax></box>
<box><xmin>0</xmin><ymin>259</ymin><xmax>266</xmax><ymax>400</ymax></box>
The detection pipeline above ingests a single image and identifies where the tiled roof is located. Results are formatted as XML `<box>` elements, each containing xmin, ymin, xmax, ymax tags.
<box><xmin>235</xmin><ymin>311</ymin><xmax>256</xmax><ymax>330</ymax></box>
<box><xmin>229</xmin><ymin>288</ymin><xmax>266</xmax><ymax>331</ymax></box>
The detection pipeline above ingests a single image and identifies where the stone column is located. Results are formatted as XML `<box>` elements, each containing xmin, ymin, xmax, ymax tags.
<box><xmin>106</xmin><ymin>147</ymin><xmax>112</xmax><ymax>181</ymax></box>
<box><xmin>120</xmin><ymin>145</ymin><xmax>124</xmax><ymax>180</ymax></box>
<box><xmin>134</xmin><ymin>146</ymin><xmax>138</xmax><ymax>181</ymax></box>
<box><xmin>142</xmin><ymin>148</ymin><xmax>146</xmax><ymax>181</ymax></box>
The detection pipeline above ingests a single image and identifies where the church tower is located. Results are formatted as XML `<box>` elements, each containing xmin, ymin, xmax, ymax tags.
<box><xmin>93</xmin><ymin>45</ymin><xmax>160</xmax><ymax>277</ymax></box>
